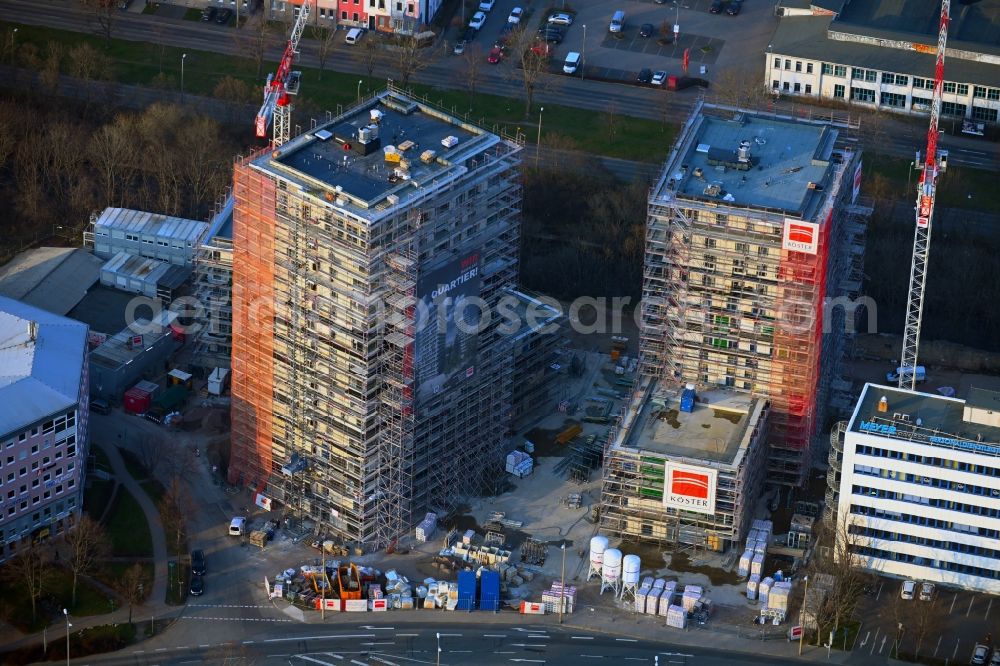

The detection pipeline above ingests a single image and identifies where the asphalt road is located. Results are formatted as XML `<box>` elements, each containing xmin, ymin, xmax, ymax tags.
<box><xmin>74</xmin><ymin>621</ymin><xmax>810</xmax><ymax>665</ymax></box>
<box><xmin>2</xmin><ymin>0</ymin><xmax>997</xmax><ymax>171</ymax></box>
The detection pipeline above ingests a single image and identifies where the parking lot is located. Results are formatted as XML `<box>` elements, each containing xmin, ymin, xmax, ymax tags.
<box><xmin>456</xmin><ymin>0</ymin><xmax>777</xmax><ymax>85</ymax></box>
<box><xmin>855</xmin><ymin>577</ymin><xmax>1000</xmax><ymax>663</ymax></box>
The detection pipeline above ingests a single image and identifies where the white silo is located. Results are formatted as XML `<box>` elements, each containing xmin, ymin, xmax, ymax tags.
<box><xmin>587</xmin><ymin>535</ymin><xmax>609</xmax><ymax>581</ymax></box>
<box><xmin>619</xmin><ymin>554</ymin><xmax>641</xmax><ymax>601</ymax></box>
<box><xmin>600</xmin><ymin>548</ymin><xmax>622</xmax><ymax>596</ymax></box>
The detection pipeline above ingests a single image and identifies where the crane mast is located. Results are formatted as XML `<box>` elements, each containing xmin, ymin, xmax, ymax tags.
<box><xmin>255</xmin><ymin>2</ymin><xmax>310</xmax><ymax>146</ymax></box>
<box><xmin>899</xmin><ymin>0</ymin><xmax>950</xmax><ymax>390</ymax></box>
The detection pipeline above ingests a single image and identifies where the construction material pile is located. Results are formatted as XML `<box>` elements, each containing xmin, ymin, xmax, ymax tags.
<box><xmin>738</xmin><ymin>520</ymin><xmax>773</xmax><ymax>577</ymax></box>
<box><xmin>506</xmin><ymin>450</ymin><xmax>534</xmax><ymax>478</ymax></box>
<box><xmin>541</xmin><ymin>581</ymin><xmax>576</xmax><ymax>614</ymax></box>
<box><xmin>415</xmin><ymin>512</ymin><xmax>437</xmax><ymax>542</ymax></box>
<box><xmin>521</xmin><ymin>538</ymin><xmax>547</xmax><ymax>565</ymax></box>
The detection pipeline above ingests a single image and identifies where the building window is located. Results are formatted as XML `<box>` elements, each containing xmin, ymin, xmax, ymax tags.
<box><xmin>772</xmin><ymin>79</ymin><xmax>779</xmax><ymax>90</ymax></box>
<box><xmin>880</xmin><ymin>92</ymin><xmax>906</xmax><ymax>108</ymax></box>
<box><xmin>913</xmin><ymin>77</ymin><xmax>928</xmax><ymax>89</ymax></box>
<box><xmin>974</xmin><ymin>86</ymin><xmax>987</xmax><ymax>98</ymax></box>
<box><xmin>806</xmin><ymin>63</ymin><xmax>813</xmax><ymax>74</ymax></box>
<box><xmin>774</xmin><ymin>57</ymin><xmax>781</xmax><ymax>69</ymax></box>
<box><xmin>972</xmin><ymin>107</ymin><xmax>998</xmax><ymax>122</ymax></box>
<box><xmin>851</xmin><ymin>87</ymin><xmax>875</xmax><ymax>103</ymax></box>
<box><xmin>943</xmin><ymin>82</ymin><xmax>957</xmax><ymax>94</ymax></box>
<box><xmin>822</xmin><ymin>63</ymin><xmax>832</xmax><ymax>75</ymax></box>
<box><xmin>805</xmin><ymin>84</ymin><xmax>812</xmax><ymax>94</ymax></box>
<box><xmin>834</xmin><ymin>65</ymin><xmax>846</xmax><ymax>77</ymax></box>
<box><xmin>783</xmin><ymin>81</ymin><xmax>790</xmax><ymax>92</ymax></box>
<box><xmin>941</xmin><ymin>101</ymin><xmax>966</xmax><ymax>116</ymax></box>
<box><xmin>833</xmin><ymin>84</ymin><xmax>845</xmax><ymax>99</ymax></box>
<box><xmin>795</xmin><ymin>61</ymin><xmax>802</xmax><ymax>72</ymax></box>
<box><xmin>911</xmin><ymin>96</ymin><xmax>931</xmax><ymax>111</ymax></box>
<box><xmin>794</xmin><ymin>82</ymin><xmax>801</xmax><ymax>93</ymax></box>
<box><xmin>784</xmin><ymin>59</ymin><xmax>791</xmax><ymax>70</ymax></box>
<box><xmin>352</xmin><ymin>11</ymin><xmax>358</xmax><ymax>19</ymax></box>
<box><xmin>956</xmin><ymin>84</ymin><xmax>969</xmax><ymax>95</ymax></box>
<box><xmin>989</xmin><ymin>89</ymin><xmax>1000</xmax><ymax>101</ymax></box>
<box><xmin>341</xmin><ymin>10</ymin><xmax>347</xmax><ymax>18</ymax></box>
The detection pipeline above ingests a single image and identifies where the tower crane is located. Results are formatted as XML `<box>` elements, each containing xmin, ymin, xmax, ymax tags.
<box><xmin>899</xmin><ymin>0</ymin><xmax>951</xmax><ymax>390</ymax></box>
<box><xmin>255</xmin><ymin>1</ymin><xmax>310</xmax><ymax>147</ymax></box>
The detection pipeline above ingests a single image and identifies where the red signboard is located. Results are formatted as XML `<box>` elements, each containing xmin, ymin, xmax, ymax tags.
<box><xmin>671</xmin><ymin>470</ymin><xmax>710</xmax><ymax>499</ymax></box>
<box><xmin>917</xmin><ymin>217</ymin><xmax>929</xmax><ymax>228</ymax></box>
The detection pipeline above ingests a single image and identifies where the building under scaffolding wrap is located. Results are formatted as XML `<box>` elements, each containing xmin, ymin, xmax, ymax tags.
<box><xmin>229</xmin><ymin>87</ymin><xmax>523</xmax><ymax>549</ymax></box>
<box><xmin>639</xmin><ymin>101</ymin><xmax>870</xmax><ymax>490</ymax></box>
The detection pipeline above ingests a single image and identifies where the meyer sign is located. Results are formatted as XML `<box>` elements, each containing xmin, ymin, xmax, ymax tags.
<box><xmin>663</xmin><ymin>463</ymin><xmax>717</xmax><ymax>515</ymax></box>
<box><xmin>782</xmin><ymin>219</ymin><xmax>819</xmax><ymax>255</ymax></box>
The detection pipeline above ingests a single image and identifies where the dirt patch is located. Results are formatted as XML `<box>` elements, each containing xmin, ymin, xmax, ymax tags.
<box><xmin>525</xmin><ymin>420</ymin><xmax>581</xmax><ymax>458</ymax></box>
<box><xmin>669</xmin><ymin>551</ymin><xmax>743</xmax><ymax>587</ymax></box>
<box><xmin>713</xmin><ymin>409</ymin><xmax>743</xmax><ymax>424</ymax></box>
<box><xmin>659</xmin><ymin>408</ymin><xmax>681</xmax><ymax>429</ymax></box>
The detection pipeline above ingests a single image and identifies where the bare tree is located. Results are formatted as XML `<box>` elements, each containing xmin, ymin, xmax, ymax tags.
<box><xmin>158</xmin><ymin>476</ymin><xmax>194</xmax><ymax>555</ymax></box>
<box><xmin>459</xmin><ymin>44</ymin><xmax>484</xmax><ymax>106</ymax></box>
<box><xmin>115</xmin><ymin>562</ymin><xmax>147</xmax><ymax>625</ymax></box>
<box><xmin>504</xmin><ymin>25</ymin><xmax>548</xmax><ymax>117</ymax></box>
<box><xmin>64</xmin><ymin>516</ymin><xmax>111</xmax><ymax>607</ymax></box>
<box><xmin>240</xmin><ymin>13</ymin><xmax>276</xmax><ymax>80</ymax></box>
<box><xmin>658</xmin><ymin>19</ymin><xmax>672</xmax><ymax>45</ymax></box>
<box><xmin>911</xmin><ymin>594</ymin><xmax>937</xmax><ymax>660</ymax></box>
<box><xmin>81</xmin><ymin>0</ymin><xmax>117</xmax><ymax>46</ymax></box>
<box><xmin>807</xmin><ymin>517</ymin><xmax>871</xmax><ymax>648</ymax></box>
<box><xmin>354</xmin><ymin>38</ymin><xmax>380</xmax><ymax>84</ymax></box>
<box><xmin>135</xmin><ymin>433</ymin><xmax>167</xmax><ymax>479</ymax></box>
<box><xmin>39</xmin><ymin>41</ymin><xmax>64</xmax><ymax>96</ymax></box>
<box><xmin>214</xmin><ymin>75</ymin><xmax>255</xmax><ymax>124</ymax></box>
<box><xmin>393</xmin><ymin>36</ymin><xmax>427</xmax><ymax>89</ymax></box>
<box><xmin>90</xmin><ymin>114</ymin><xmax>137</xmax><ymax>207</ymax></box>
<box><xmin>711</xmin><ymin>67</ymin><xmax>770</xmax><ymax>111</ymax></box>
<box><xmin>316</xmin><ymin>26</ymin><xmax>338</xmax><ymax>81</ymax></box>
<box><xmin>2</xmin><ymin>542</ymin><xmax>52</xmax><ymax>623</ymax></box>
<box><xmin>603</xmin><ymin>101</ymin><xmax>619</xmax><ymax>144</ymax></box>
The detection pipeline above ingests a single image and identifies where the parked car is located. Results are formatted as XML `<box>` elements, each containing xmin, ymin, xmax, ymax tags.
<box><xmin>540</xmin><ymin>30</ymin><xmax>564</xmax><ymax>44</ymax></box>
<box><xmin>990</xmin><ymin>648</ymin><xmax>1000</xmax><ymax>666</ymax></box>
<box><xmin>639</xmin><ymin>23</ymin><xmax>654</xmax><ymax>37</ymax></box>
<box><xmin>453</xmin><ymin>40</ymin><xmax>467</xmax><ymax>55</ymax></box>
<box><xmin>201</xmin><ymin>6</ymin><xmax>216</xmax><ymax>20</ymax></box>
<box><xmin>118</xmin><ymin>0</ymin><xmax>132</xmax><ymax>9</ymax></box>
<box><xmin>972</xmin><ymin>644</ymin><xmax>990</xmax><ymax>666</ymax></box>
<box><xmin>462</xmin><ymin>27</ymin><xmax>477</xmax><ymax>42</ymax></box>
<box><xmin>469</xmin><ymin>11</ymin><xmax>486</xmax><ymax>29</ymax></box>
<box><xmin>90</xmin><ymin>398</ymin><xmax>111</xmax><ymax>415</ymax></box>
<box><xmin>651</xmin><ymin>70</ymin><xmax>667</xmax><ymax>86</ymax></box>
<box><xmin>190</xmin><ymin>549</ymin><xmax>206</xmax><ymax>576</ymax></box>
<box><xmin>547</xmin><ymin>12</ymin><xmax>573</xmax><ymax>25</ymax></box>
<box><xmin>562</xmin><ymin>51</ymin><xmax>582</xmax><ymax>74</ymax></box>
<box><xmin>900</xmin><ymin>579</ymin><xmax>916</xmax><ymax>600</ymax></box>
<box><xmin>709</xmin><ymin>0</ymin><xmax>724</xmax><ymax>13</ymax></box>
<box><xmin>215</xmin><ymin>8</ymin><xmax>232</xmax><ymax>23</ymax></box>
<box><xmin>478</xmin><ymin>0</ymin><xmax>494</xmax><ymax>11</ymax></box>
<box><xmin>637</xmin><ymin>68</ymin><xmax>653</xmax><ymax>84</ymax></box>
<box><xmin>530</xmin><ymin>41</ymin><xmax>552</xmax><ymax>57</ymax></box>
<box><xmin>919</xmin><ymin>582</ymin><xmax>935</xmax><ymax>601</ymax></box>
<box><xmin>727</xmin><ymin>0</ymin><xmax>742</xmax><ymax>15</ymax></box>
<box><xmin>508</xmin><ymin>6</ymin><xmax>522</xmax><ymax>23</ymax></box>
<box><xmin>487</xmin><ymin>46</ymin><xmax>503</xmax><ymax>63</ymax></box>
<box><xmin>189</xmin><ymin>574</ymin><xmax>204</xmax><ymax>596</ymax></box>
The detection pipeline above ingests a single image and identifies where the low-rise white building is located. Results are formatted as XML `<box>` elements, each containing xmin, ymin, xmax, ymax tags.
<box><xmin>766</xmin><ymin>1</ymin><xmax>1000</xmax><ymax>129</ymax></box>
<box><xmin>837</xmin><ymin>383</ymin><xmax>1000</xmax><ymax>594</ymax></box>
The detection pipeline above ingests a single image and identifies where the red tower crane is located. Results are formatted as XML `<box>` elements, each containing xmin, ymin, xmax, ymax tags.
<box><xmin>255</xmin><ymin>2</ymin><xmax>311</xmax><ymax>146</ymax></box>
<box><xmin>899</xmin><ymin>0</ymin><xmax>951</xmax><ymax>390</ymax></box>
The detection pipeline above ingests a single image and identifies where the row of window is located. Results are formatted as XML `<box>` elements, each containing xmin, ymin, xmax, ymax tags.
<box><xmin>850</xmin><ymin>524</ymin><xmax>1000</xmax><ymax>560</ymax></box>
<box><xmin>855</xmin><ymin>443</ymin><xmax>1000</xmax><ymax>478</ymax></box>
<box><xmin>2</xmin><ymin>478</ymin><xmax>74</xmax><ymax>518</ymax></box>
<box><xmin>854</xmin><ymin>464</ymin><xmax>1000</xmax><ymax>499</ymax></box>
<box><xmin>795</xmin><ymin>63</ymin><xmax>1000</xmax><ymax>104</ymax></box>
<box><xmin>2</xmin><ymin>464</ymin><xmax>74</xmax><ymax>498</ymax></box>
<box><xmin>2</xmin><ymin>437</ymin><xmax>76</xmax><ymax>471</ymax></box>
<box><xmin>850</xmin><ymin>503</ymin><xmax>999</xmax><ymax>540</ymax></box>
<box><xmin>851</xmin><ymin>544</ymin><xmax>1000</xmax><ymax>581</ymax></box>
<box><xmin>852</xmin><ymin>483</ymin><xmax>1000</xmax><ymax>518</ymax></box>
<box><xmin>2</xmin><ymin>452</ymin><xmax>75</xmax><ymax>486</ymax></box>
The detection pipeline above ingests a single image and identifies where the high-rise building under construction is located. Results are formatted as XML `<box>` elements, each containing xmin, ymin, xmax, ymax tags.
<box><xmin>601</xmin><ymin>102</ymin><xmax>870</xmax><ymax>549</ymax></box>
<box><xmin>229</xmin><ymin>89</ymin><xmax>523</xmax><ymax>547</ymax></box>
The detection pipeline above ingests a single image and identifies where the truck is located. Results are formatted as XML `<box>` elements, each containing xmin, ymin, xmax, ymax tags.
<box><xmin>207</xmin><ymin>367</ymin><xmax>231</xmax><ymax>396</ymax></box>
<box><xmin>886</xmin><ymin>365</ymin><xmax>926</xmax><ymax>384</ymax></box>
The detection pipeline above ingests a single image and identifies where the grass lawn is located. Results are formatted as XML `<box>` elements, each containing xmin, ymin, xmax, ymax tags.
<box><xmin>1</xmin><ymin>622</ymin><xmax>138</xmax><ymax>664</ymax></box>
<box><xmin>140</xmin><ymin>478</ymin><xmax>166</xmax><ymax>504</ymax></box>
<box><xmin>97</xmin><ymin>561</ymin><xmax>154</xmax><ymax>602</ymax></box>
<box><xmin>166</xmin><ymin>560</ymin><xmax>190</xmax><ymax>605</ymax></box>
<box><xmin>105</xmin><ymin>485</ymin><xmax>154</xmax><ymax>558</ymax></box>
<box><xmin>863</xmin><ymin>153</ymin><xmax>1000</xmax><ymax>214</ymax></box>
<box><xmin>182</xmin><ymin>7</ymin><xmax>202</xmax><ymax>20</ymax></box>
<box><xmin>83</xmin><ymin>477</ymin><xmax>116</xmax><ymax>520</ymax></box>
<box><xmin>90</xmin><ymin>445</ymin><xmax>112</xmax><ymax>473</ymax></box>
<box><xmin>141</xmin><ymin>2</ymin><xmax>158</xmax><ymax>13</ymax></box>
<box><xmin>117</xmin><ymin>447</ymin><xmax>148</xmax><ymax>482</ymax></box>
<box><xmin>0</xmin><ymin>566</ymin><xmax>112</xmax><ymax>633</ymax></box>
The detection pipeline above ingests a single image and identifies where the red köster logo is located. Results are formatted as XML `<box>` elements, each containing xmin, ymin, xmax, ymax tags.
<box><xmin>787</xmin><ymin>223</ymin><xmax>815</xmax><ymax>245</ymax></box>
<box><xmin>671</xmin><ymin>470</ymin><xmax>710</xmax><ymax>499</ymax></box>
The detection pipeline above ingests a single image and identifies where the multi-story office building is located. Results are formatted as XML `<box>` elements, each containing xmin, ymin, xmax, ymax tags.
<box><xmin>837</xmin><ymin>383</ymin><xmax>1000</xmax><ymax>594</ymax></box>
<box><xmin>192</xmin><ymin>197</ymin><xmax>235</xmax><ymax>372</ymax></box>
<box><xmin>0</xmin><ymin>296</ymin><xmax>90</xmax><ymax>561</ymax></box>
<box><xmin>768</xmin><ymin>0</ymin><xmax>1000</xmax><ymax>128</ymax></box>
<box><xmin>230</xmin><ymin>89</ymin><xmax>522</xmax><ymax>548</ymax></box>
<box><xmin>640</xmin><ymin>101</ymin><xmax>868</xmax><ymax>488</ymax></box>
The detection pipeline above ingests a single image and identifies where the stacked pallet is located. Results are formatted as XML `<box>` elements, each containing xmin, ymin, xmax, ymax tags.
<box><xmin>415</xmin><ymin>512</ymin><xmax>437</xmax><ymax>542</ymax></box>
<box><xmin>681</xmin><ymin>585</ymin><xmax>703</xmax><ymax>611</ymax></box>
<box><xmin>541</xmin><ymin>581</ymin><xmax>576</xmax><ymax>613</ymax></box>
<box><xmin>666</xmin><ymin>604</ymin><xmax>687</xmax><ymax>629</ymax></box>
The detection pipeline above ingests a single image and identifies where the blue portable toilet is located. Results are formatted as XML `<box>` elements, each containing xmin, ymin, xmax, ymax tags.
<box><xmin>680</xmin><ymin>383</ymin><xmax>696</xmax><ymax>413</ymax></box>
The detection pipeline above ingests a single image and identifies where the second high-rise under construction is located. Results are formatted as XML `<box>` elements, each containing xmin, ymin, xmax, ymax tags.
<box><xmin>229</xmin><ymin>89</ymin><xmax>523</xmax><ymax>548</ymax></box>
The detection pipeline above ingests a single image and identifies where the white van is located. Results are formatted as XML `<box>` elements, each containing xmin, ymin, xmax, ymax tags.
<box><xmin>563</xmin><ymin>51</ymin><xmax>582</xmax><ymax>74</ymax></box>
<box><xmin>886</xmin><ymin>365</ymin><xmax>926</xmax><ymax>384</ymax></box>
<box><xmin>229</xmin><ymin>517</ymin><xmax>246</xmax><ymax>536</ymax></box>
<box><xmin>345</xmin><ymin>28</ymin><xmax>364</xmax><ymax>45</ymax></box>
<box><xmin>609</xmin><ymin>10</ymin><xmax>625</xmax><ymax>33</ymax></box>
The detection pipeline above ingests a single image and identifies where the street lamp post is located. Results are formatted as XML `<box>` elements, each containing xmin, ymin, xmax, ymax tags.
<box><xmin>436</xmin><ymin>632</ymin><xmax>441</xmax><ymax>666</ymax></box>
<box><xmin>535</xmin><ymin>106</ymin><xmax>544</xmax><ymax>169</ymax></box>
<box><xmin>559</xmin><ymin>543</ymin><xmax>566</xmax><ymax>624</ymax></box>
<box><xmin>181</xmin><ymin>53</ymin><xmax>187</xmax><ymax>100</ymax></box>
<box><xmin>798</xmin><ymin>575</ymin><xmax>809</xmax><ymax>656</ymax></box>
<box><xmin>582</xmin><ymin>25</ymin><xmax>586</xmax><ymax>80</ymax></box>
<box><xmin>62</xmin><ymin>609</ymin><xmax>71</xmax><ymax>666</ymax></box>
<box><xmin>357</xmin><ymin>78</ymin><xmax>363</xmax><ymax>102</ymax></box>
<box><xmin>10</xmin><ymin>28</ymin><xmax>17</xmax><ymax>65</ymax></box>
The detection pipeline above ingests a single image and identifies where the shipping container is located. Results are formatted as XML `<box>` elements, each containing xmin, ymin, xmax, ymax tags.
<box><xmin>479</xmin><ymin>570</ymin><xmax>501</xmax><ymax>611</ymax></box>
<box><xmin>456</xmin><ymin>570</ymin><xmax>476</xmax><ymax>610</ymax></box>
<box><xmin>123</xmin><ymin>386</ymin><xmax>152</xmax><ymax>415</ymax></box>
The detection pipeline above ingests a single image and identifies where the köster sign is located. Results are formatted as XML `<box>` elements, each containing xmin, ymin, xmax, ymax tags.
<box><xmin>663</xmin><ymin>463</ymin><xmax>717</xmax><ymax>515</ymax></box>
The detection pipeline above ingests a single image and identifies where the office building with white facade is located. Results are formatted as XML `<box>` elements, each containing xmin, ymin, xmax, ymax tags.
<box><xmin>767</xmin><ymin>0</ymin><xmax>1000</xmax><ymax>129</ymax></box>
<box><xmin>836</xmin><ymin>383</ymin><xmax>1000</xmax><ymax>594</ymax></box>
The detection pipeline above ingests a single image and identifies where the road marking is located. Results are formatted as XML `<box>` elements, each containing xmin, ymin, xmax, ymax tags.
<box><xmin>615</xmin><ymin>638</ymin><xmax>638</xmax><ymax>642</ymax></box>
<box><xmin>438</xmin><ymin>633</ymin><xmax>463</xmax><ymax>637</ymax></box>
<box><xmin>351</xmin><ymin>660</ymin><xmax>368</xmax><ymax>666</ymax></box>
<box><xmin>953</xmin><ymin>637</ymin><xmax>961</xmax><ymax>659</ymax></box>
<box><xmin>579</xmin><ymin>657</ymin><xmax>604</xmax><ymax>660</ymax></box>
<box><xmin>188</xmin><ymin>603</ymin><xmax>269</xmax><ymax>608</ymax></box>
<box><xmin>625</xmin><ymin>659</ymin><xmax>646</xmax><ymax>662</ymax></box>
<box><xmin>361</xmin><ymin>642</ymin><xmax>396</xmax><ymax>646</ymax></box>
<box><xmin>511</xmin><ymin>643</ymin><xmax>547</xmax><ymax>648</ymax></box>
<box><xmin>297</xmin><ymin>657</ymin><xmax>340</xmax><ymax>666</ymax></box>
<box><xmin>156</xmin><ymin>648</ymin><xmax>168</xmax><ymax>652</ymax></box>
<box><xmin>879</xmin><ymin>635</ymin><xmax>886</xmax><ymax>654</ymax></box>
<box><xmin>988</xmin><ymin>598</ymin><xmax>995</xmax><ymax>621</ymax></box>
<box><xmin>870</xmin><ymin>628</ymin><xmax>880</xmax><ymax>655</ymax></box>
<box><xmin>484</xmin><ymin>634</ymin><xmax>508</xmax><ymax>638</ymax></box>
<box><xmin>360</xmin><ymin>625</ymin><xmax>395</xmax><ymax>630</ymax></box>
<box><xmin>199</xmin><ymin>644</ymin><xmax>210</xmax><ymax>648</ymax></box>
<box><xmin>264</xmin><ymin>634</ymin><xmax>375</xmax><ymax>643</ymax></box>
<box><xmin>934</xmin><ymin>635</ymin><xmax>942</xmax><ymax>657</ymax></box>
<box><xmin>396</xmin><ymin>633</ymin><xmax>419</xmax><ymax>637</ymax></box>
<box><xmin>860</xmin><ymin>630</ymin><xmax>869</xmax><ymax>648</ymax></box>
<box><xmin>449</xmin><ymin>650</ymin><xmax>473</xmax><ymax>653</ymax></box>
<box><xmin>951</xmin><ymin>593</ymin><xmax>958</xmax><ymax>613</ymax></box>
<box><xmin>876</xmin><ymin>582</ymin><xmax>883</xmax><ymax>601</ymax></box>
<box><xmin>571</xmin><ymin>636</ymin><xmax>595</xmax><ymax>640</ymax></box>
<box><xmin>968</xmin><ymin>596</ymin><xmax>975</xmax><ymax>617</ymax></box>
<box><xmin>177</xmin><ymin>616</ymin><xmax>294</xmax><ymax>623</ymax></box>
<box><xmin>322</xmin><ymin>655</ymin><xmax>344</xmax><ymax>661</ymax></box>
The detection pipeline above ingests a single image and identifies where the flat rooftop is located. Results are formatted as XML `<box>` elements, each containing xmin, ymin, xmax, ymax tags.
<box><xmin>850</xmin><ymin>383</ymin><xmax>1000</xmax><ymax>451</ymax></box>
<box><xmin>0</xmin><ymin>247</ymin><xmax>102</xmax><ymax>316</ymax></box>
<box><xmin>660</xmin><ymin>111</ymin><xmax>839</xmax><ymax>218</ymax></box>
<box><xmin>67</xmin><ymin>285</ymin><xmax>140</xmax><ymax>336</ymax></box>
<box><xmin>836</xmin><ymin>0</ymin><xmax>1000</xmax><ymax>56</ymax></box>
<box><xmin>617</xmin><ymin>381</ymin><xmax>764</xmax><ymax>466</ymax></box>
<box><xmin>252</xmin><ymin>91</ymin><xmax>508</xmax><ymax>219</ymax></box>
<box><xmin>203</xmin><ymin>195</ymin><xmax>234</xmax><ymax>245</ymax></box>
<box><xmin>90</xmin><ymin>310</ymin><xmax>177</xmax><ymax>370</ymax></box>
<box><xmin>95</xmin><ymin>207</ymin><xmax>209</xmax><ymax>244</ymax></box>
